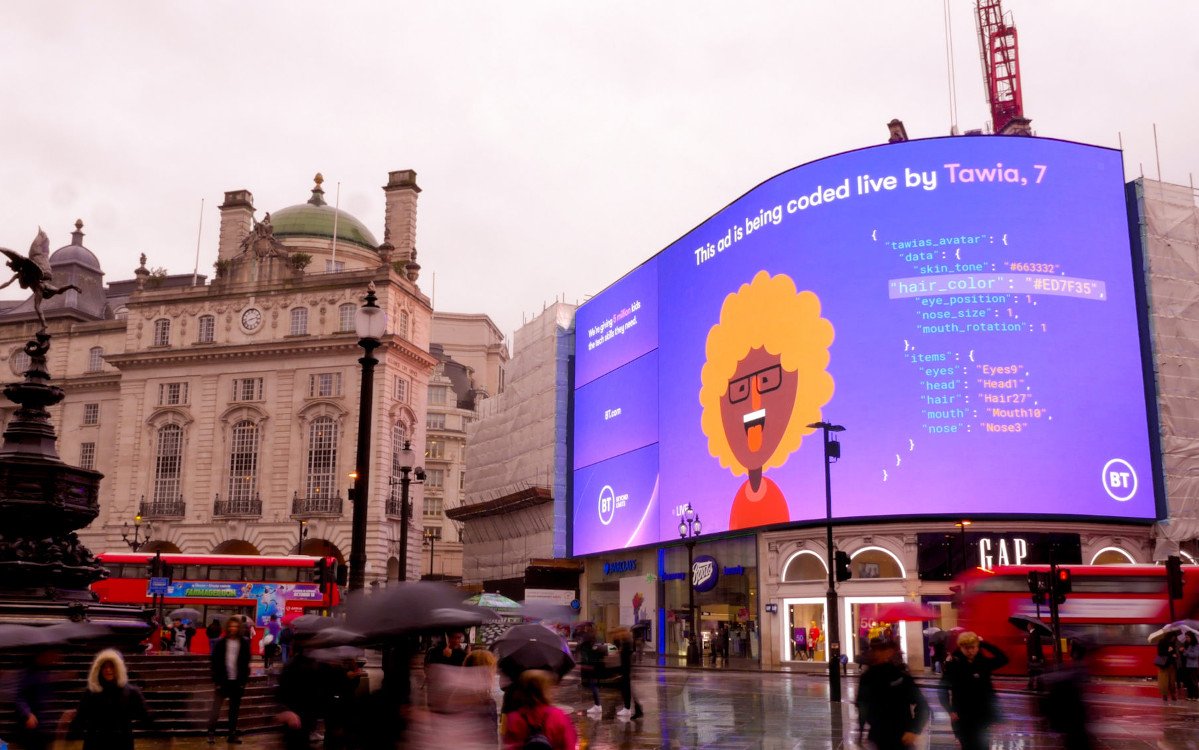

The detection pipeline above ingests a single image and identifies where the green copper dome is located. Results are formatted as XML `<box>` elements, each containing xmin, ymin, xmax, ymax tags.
<box><xmin>269</xmin><ymin>174</ymin><xmax>378</xmax><ymax>251</ymax></box>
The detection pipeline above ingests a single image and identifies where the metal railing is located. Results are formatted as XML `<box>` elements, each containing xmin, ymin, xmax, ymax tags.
<box><xmin>291</xmin><ymin>492</ymin><xmax>343</xmax><ymax>517</ymax></box>
<box><xmin>213</xmin><ymin>492</ymin><xmax>262</xmax><ymax>518</ymax></box>
<box><xmin>138</xmin><ymin>497</ymin><xmax>185</xmax><ymax>519</ymax></box>
<box><xmin>385</xmin><ymin>496</ymin><xmax>409</xmax><ymax>520</ymax></box>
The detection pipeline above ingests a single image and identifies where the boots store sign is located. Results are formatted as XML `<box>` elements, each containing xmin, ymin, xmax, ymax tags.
<box><xmin>916</xmin><ymin>532</ymin><xmax>1081</xmax><ymax>580</ymax></box>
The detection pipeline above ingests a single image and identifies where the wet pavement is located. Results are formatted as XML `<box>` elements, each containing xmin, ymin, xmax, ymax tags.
<box><xmin>43</xmin><ymin>667</ymin><xmax>1199</xmax><ymax>749</ymax></box>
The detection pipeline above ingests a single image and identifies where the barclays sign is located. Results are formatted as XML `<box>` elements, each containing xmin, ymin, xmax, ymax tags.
<box><xmin>603</xmin><ymin>559</ymin><xmax>637</xmax><ymax>576</ymax></box>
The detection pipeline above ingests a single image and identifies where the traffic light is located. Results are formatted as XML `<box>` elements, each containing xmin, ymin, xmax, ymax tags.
<box><xmin>316</xmin><ymin>558</ymin><xmax>328</xmax><ymax>591</ymax></box>
<box><xmin>1027</xmin><ymin>571</ymin><xmax>1048</xmax><ymax>606</ymax></box>
<box><xmin>1054</xmin><ymin>568</ymin><xmax>1072</xmax><ymax>605</ymax></box>
<box><xmin>949</xmin><ymin>584</ymin><xmax>964</xmax><ymax>609</ymax></box>
<box><xmin>835</xmin><ymin>550</ymin><xmax>852</xmax><ymax>582</ymax></box>
<box><xmin>334</xmin><ymin>560</ymin><xmax>347</xmax><ymax>587</ymax></box>
<box><xmin>1166</xmin><ymin>555</ymin><xmax>1185</xmax><ymax>600</ymax></box>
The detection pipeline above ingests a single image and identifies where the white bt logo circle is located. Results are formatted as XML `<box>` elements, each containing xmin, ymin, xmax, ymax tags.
<box><xmin>1101</xmin><ymin>458</ymin><xmax>1137</xmax><ymax>502</ymax></box>
<box><xmin>598</xmin><ymin>485</ymin><xmax>616</xmax><ymax>525</ymax></box>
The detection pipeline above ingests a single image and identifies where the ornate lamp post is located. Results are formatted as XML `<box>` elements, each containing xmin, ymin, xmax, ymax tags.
<box><xmin>809</xmin><ymin>420</ymin><xmax>845</xmax><ymax>702</ymax></box>
<box><xmin>349</xmin><ymin>283</ymin><xmax>387</xmax><ymax>593</ymax></box>
<box><xmin>121</xmin><ymin>515</ymin><xmax>152</xmax><ymax>552</ymax></box>
<box><xmin>678</xmin><ymin>503</ymin><xmax>702</xmax><ymax>666</ymax></box>
<box><xmin>423</xmin><ymin>527</ymin><xmax>438</xmax><ymax>578</ymax></box>
<box><xmin>392</xmin><ymin>441</ymin><xmax>426</xmax><ymax>581</ymax></box>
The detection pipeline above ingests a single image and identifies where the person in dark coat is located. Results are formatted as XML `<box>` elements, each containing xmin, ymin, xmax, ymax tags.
<box><xmin>939</xmin><ymin>631</ymin><xmax>1008</xmax><ymax>750</ymax></box>
<box><xmin>856</xmin><ymin>638</ymin><xmax>930</xmax><ymax>750</ymax></box>
<box><xmin>15</xmin><ymin>649</ymin><xmax>60</xmax><ymax>750</ymax></box>
<box><xmin>208</xmin><ymin>616</ymin><xmax>252</xmax><ymax>744</ymax></box>
<box><xmin>277</xmin><ymin>646</ymin><xmax>329</xmax><ymax>750</ymax></box>
<box><xmin>425</xmin><ymin>630</ymin><xmax>468</xmax><ymax>667</ymax></box>
<box><xmin>612</xmin><ymin>627</ymin><xmax>643</xmax><ymax>720</ymax></box>
<box><xmin>1038</xmin><ymin>639</ymin><xmax>1094</xmax><ymax>750</ymax></box>
<box><xmin>64</xmin><ymin>649</ymin><xmax>150</xmax><ymax>750</ymax></box>
<box><xmin>577</xmin><ymin>624</ymin><xmax>604</xmax><ymax>717</ymax></box>
<box><xmin>1025</xmin><ymin>623</ymin><xmax>1046</xmax><ymax>690</ymax></box>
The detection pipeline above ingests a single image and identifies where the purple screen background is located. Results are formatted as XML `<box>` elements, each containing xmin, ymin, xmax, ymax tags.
<box><xmin>572</xmin><ymin>137</ymin><xmax>1158</xmax><ymax>557</ymax></box>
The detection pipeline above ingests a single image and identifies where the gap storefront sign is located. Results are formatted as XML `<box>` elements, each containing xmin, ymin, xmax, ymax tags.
<box><xmin>916</xmin><ymin>531</ymin><xmax>1082</xmax><ymax>580</ymax></box>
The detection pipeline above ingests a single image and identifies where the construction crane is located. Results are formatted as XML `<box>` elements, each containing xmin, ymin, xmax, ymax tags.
<box><xmin>975</xmin><ymin>0</ymin><xmax>1029</xmax><ymax>135</ymax></box>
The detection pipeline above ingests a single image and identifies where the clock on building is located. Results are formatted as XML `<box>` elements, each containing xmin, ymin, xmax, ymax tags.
<box><xmin>240</xmin><ymin>308</ymin><xmax>263</xmax><ymax>332</ymax></box>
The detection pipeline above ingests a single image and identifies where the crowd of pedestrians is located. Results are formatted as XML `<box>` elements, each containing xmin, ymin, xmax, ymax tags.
<box><xmin>1155</xmin><ymin>630</ymin><xmax>1199</xmax><ymax>702</ymax></box>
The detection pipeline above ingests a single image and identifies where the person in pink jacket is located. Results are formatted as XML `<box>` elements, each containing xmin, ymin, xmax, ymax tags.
<box><xmin>502</xmin><ymin>670</ymin><xmax>577</xmax><ymax>750</ymax></box>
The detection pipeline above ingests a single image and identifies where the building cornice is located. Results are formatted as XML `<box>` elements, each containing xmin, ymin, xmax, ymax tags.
<box><xmin>104</xmin><ymin>334</ymin><xmax>436</xmax><ymax>371</ymax></box>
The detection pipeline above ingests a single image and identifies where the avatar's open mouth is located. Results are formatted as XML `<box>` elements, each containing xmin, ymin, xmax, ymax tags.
<box><xmin>743</xmin><ymin>408</ymin><xmax>766</xmax><ymax>451</ymax></box>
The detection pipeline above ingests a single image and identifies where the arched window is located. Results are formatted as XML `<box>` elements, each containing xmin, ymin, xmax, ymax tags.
<box><xmin>338</xmin><ymin>303</ymin><xmax>356</xmax><ymax>333</ymax></box>
<box><xmin>87</xmin><ymin>346</ymin><xmax>104</xmax><ymax>373</ymax></box>
<box><xmin>305</xmin><ymin>416</ymin><xmax>338</xmax><ymax>501</ymax></box>
<box><xmin>290</xmin><ymin>307</ymin><xmax>308</xmax><ymax>336</ymax></box>
<box><xmin>153</xmin><ymin>319</ymin><xmax>171</xmax><ymax>347</ymax></box>
<box><xmin>198</xmin><ymin>315</ymin><xmax>215</xmax><ymax>343</ymax></box>
<box><xmin>781</xmin><ymin>551</ymin><xmax>828</xmax><ymax>582</ymax></box>
<box><xmin>154</xmin><ymin>424</ymin><xmax>183</xmax><ymax>504</ymax></box>
<box><xmin>849</xmin><ymin>547</ymin><xmax>905</xmax><ymax>579</ymax></box>
<box><xmin>227</xmin><ymin>420</ymin><xmax>259</xmax><ymax>509</ymax></box>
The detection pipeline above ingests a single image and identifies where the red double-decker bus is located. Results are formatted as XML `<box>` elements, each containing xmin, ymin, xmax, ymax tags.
<box><xmin>957</xmin><ymin>563</ymin><xmax>1199</xmax><ymax>677</ymax></box>
<box><xmin>92</xmin><ymin>552</ymin><xmax>340</xmax><ymax>654</ymax></box>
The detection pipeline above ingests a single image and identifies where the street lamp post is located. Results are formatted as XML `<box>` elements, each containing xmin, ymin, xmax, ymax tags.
<box><xmin>349</xmin><ymin>283</ymin><xmax>388</xmax><ymax>593</ymax></box>
<box><xmin>808</xmin><ymin>421</ymin><xmax>845</xmax><ymax>703</ymax></box>
<box><xmin>121</xmin><ymin>515</ymin><xmax>152</xmax><ymax>552</ymax></box>
<box><xmin>392</xmin><ymin>441</ymin><xmax>426</xmax><ymax>581</ymax></box>
<box><xmin>955</xmin><ymin>520</ymin><xmax>973</xmax><ymax>573</ymax></box>
<box><xmin>677</xmin><ymin>503</ymin><xmax>702</xmax><ymax>666</ymax></box>
<box><xmin>296</xmin><ymin>518</ymin><xmax>309</xmax><ymax>555</ymax></box>
<box><xmin>423</xmin><ymin>528</ymin><xmax>438</xmax><ymax>578</ymax></box>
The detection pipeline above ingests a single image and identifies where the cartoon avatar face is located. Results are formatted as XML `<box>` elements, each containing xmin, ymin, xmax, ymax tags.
<box><xmin>719</xmin><ymin>347</ymin><xmax>799</xmax><ymax>472</ymax></box>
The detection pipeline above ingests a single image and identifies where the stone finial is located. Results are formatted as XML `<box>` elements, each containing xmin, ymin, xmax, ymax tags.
<box><xmin>308</xmin><ymin>173</ymin><xmax>327</xmax><ymax>207</ymax></box>
<box><xmin>71</xmin><ymin>219</ymin><xmax>85</xmax><ymax>246</ymax></box>
<box><xmin>134</xmin><ymin>254</ymin><xmax>150</xmax><ymax>290</ymax></box>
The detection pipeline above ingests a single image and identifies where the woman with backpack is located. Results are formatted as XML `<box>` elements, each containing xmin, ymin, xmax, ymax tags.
<box><xmin>502</xmin><ymin>670</ymin><xmax>576</xmax><ymax>750</ymax></box>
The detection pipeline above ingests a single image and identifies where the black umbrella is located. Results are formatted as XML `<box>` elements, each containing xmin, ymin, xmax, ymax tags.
<box><xmin>289</xmin><ymin>614</ymin><xmax>337</xmax><ymax>638</ymax></box>
<box><xmin>0</xmin><ymin>622</ymin><xmax>111</xmax><ymax>651</ymax></box>
<box><xmin>345</xmin><ymin>581</ymin><xmax>498</xmax><ymax>640</ymax></box>
<box><xmin>307</xmin><ymin>626</ymin><xmax>364</xmax><ymax>647</ymax></box>
<box><xmin>493</xmin><ymin>623</ymin><xmax>575</xmax><ymax>681</ymax></box>
<box><xmin>1008</xmin><ymin>614</ymin><xmax>1052</xmax><ymax>636</ymax></box>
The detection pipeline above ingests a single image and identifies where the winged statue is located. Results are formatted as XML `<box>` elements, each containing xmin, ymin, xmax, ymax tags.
<box><xmin>0</xmin><ymin>229</ymin><xmax>81</xmax><ymax>331</ymax></box>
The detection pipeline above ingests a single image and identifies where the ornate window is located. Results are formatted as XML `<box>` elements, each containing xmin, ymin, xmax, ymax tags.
<box><xmin>389</xmin><ymin>422</ymin><xmax>408</xmax><ymax>513</ymax></box>
<box><xmin>87</xmin><ymin>346</ymin><xmax>104</xmax><ymax>373</ymax></box>
<box><xmin>158</xmin><ymin>382</ymin><xmax>189</xmax><ymax>406</ymax></box>
<box><xmin>154</xmin><ymin>424</ymin><xmax>184</xmax><ymax>503</ymax></box>
<box><xmin>226</xmin><ymin>420</ymin><xmax>259</xmax><ymax>508</ymax></box>
<box><xmin>395</xmin><ymin>376</ymin><xmax>410</xmax><ymax>404</ymax></box>
<box><xmin>79</xmin><ymin>442</ymin><xmax>96</xmax><ymax>470</ymax></box>
<box><xmin>305</xmin><ymin>416</ymin><xmax>338</xmax><ymax>499</ymax></box>
<box><xmin>9</xmin><ymin>347</ymin><xmax>31</xmax><ymax>376</ymax></box>
<box><xmin>83</xmin><ymin>403</ymin><xmax>100</xmax><ymax>425</ymax></box>
<box><xmin>289</xmin><ymin>307</ymin><xmax>308</xmax><ymax>336</ymax></box>
<box><xmin>232</xmin><ymin>377</ymin><xmax>263</xmax><ymax>402</ymax></box>
<box><xmin>308</xmin><ymin>372</ymin><xmax>342</xmax><ymax>398</ymax></box>
<box><xmin>398</xmin><ymin>310</ymin><xmax>411</xmax><ymax>339</ymax></box>
<box><xmin>198</xmin><ymin>315</ymin><xmax>215</xmax><ymax>343</ymax></box>
<box><xmin>338</xmin><ymin>303</ymin><xmax>356</xmax><ymax>332</ymax></box>
<box><xmin>153</xmin><ymin>319</ymin><xmax>171</xmax><ymax>347</ymax></box>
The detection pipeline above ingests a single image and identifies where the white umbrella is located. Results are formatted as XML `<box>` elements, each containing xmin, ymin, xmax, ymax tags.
<box><xmin>923</xmin><ymin>626</ymin><xmax>942</xmax><ymax>636</ymax></box>
<box><xmin>1147</xmin><ymin>621</ymin><xmax>1198</xmax><ymax>644</ymax></box>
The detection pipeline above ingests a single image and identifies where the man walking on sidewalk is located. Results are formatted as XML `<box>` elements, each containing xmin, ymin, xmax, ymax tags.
<box><xmin>208</xmin><ymin>617</ymin><xmax>252</xmax><ymax>744</ymax></box>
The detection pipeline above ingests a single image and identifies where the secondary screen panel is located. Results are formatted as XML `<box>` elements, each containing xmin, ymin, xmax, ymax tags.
<box><xmin>572</xmin><ymin>137</ymin><xmax>1157</xmax><ymax>557</ymax></box>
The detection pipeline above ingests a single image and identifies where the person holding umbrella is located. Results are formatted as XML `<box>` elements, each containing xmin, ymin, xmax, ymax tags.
<box><xmin>426</xmin><ymin>629</ymin><xmax>469</xmax><ymax>667</ymax></box>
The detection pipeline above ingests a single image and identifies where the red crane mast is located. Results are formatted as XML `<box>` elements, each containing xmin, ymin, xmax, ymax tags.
<box><xmin>975</xmin><ymin>0</ymin><xmax>1025</xmax><ymax>134</ymax></box>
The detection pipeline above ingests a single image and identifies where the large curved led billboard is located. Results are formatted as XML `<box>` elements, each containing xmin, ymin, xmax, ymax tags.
<box><xmin>571</xmin><ymin>137</ymin><xmax>1159</xmax><ymax>557</ymax></box>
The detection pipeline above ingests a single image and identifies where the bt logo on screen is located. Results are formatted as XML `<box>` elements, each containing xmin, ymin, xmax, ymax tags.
<box><xmin>1101</xmin><ymin>458</ymin><xmax>1137</xmax><ymax>502</ymax></box>
<box><xmin>598</xmin><ymin>484</ymin><xmax>628</xmax><ymax>526</ymax></box>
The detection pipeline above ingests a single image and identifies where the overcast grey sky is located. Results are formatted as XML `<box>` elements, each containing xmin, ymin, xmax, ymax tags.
<box><xmin>2</xmin><ymin>1</ymin><xmax>1196</xmax><ymax>341</ymax></box>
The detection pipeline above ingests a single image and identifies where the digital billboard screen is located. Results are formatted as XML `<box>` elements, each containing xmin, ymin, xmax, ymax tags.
<box><xmin>571</xmin><ymin>137</ymin><xmax>1159</xmax><ymax>557</ymax></box>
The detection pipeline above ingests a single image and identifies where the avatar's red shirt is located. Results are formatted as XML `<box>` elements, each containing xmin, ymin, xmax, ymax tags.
<box><xmin>728</xmin><ymin>476</ymin><xmax>789</xmax><ymax>530</ymax></box>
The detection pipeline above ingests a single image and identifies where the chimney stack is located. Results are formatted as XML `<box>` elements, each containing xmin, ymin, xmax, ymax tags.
<box><xmin>218</xmin><ymin>190</ymin><xmax>255</xmax><ymax>262</ymax></box>
<box><xmin>383</xmin><ymin>170</ymin><xmax>420</xmax><ymax>264</ymax></box>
